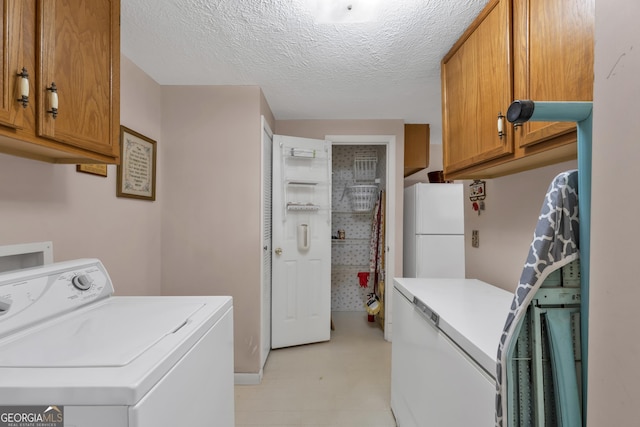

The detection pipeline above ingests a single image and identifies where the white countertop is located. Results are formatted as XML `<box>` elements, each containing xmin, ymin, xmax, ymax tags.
<box><xmin>394</xmin><ymin>277</ymin><xmax>514</xmax><ymax>378</ymax></box>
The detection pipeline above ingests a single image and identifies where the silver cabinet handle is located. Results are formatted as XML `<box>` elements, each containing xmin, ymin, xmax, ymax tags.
<box><xmin>413</xmin><ymin>297</ymin><xmax>439</xmax><ymax>327</ymax></box>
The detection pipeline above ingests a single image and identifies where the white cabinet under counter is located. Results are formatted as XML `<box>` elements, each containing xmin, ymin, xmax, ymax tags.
<box><xmin>391</xmin><ymin>278</ymin><xmax>513</xmax><ymax>426</ymax></box>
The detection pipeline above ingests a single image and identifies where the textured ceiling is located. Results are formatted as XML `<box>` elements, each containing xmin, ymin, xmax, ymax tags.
<box><xmin>121</xmin><ymin>0</ymin><xmax>488</xmax><ymax>143</ymax></box>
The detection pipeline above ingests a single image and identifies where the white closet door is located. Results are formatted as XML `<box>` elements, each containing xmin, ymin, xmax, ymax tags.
<box><xmin>271</xmin><ymin>134</ymin><xmax>332</xmax><ymax>349</ymax></box>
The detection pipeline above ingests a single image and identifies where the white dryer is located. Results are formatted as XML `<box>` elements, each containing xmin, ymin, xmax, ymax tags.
<box><xmin>0</xmin><ymin>259</ymin><xmax>234</xmax><ymax>427</ymax></box>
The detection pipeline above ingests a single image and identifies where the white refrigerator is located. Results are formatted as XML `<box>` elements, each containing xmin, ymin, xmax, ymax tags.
<box><xmin>403</xmin><ymin>183</ymin><xmax>465</xmax><ymax>278</ymax></box>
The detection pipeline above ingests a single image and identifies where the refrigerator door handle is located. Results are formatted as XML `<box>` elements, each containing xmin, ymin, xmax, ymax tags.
<box><xmin>413</xmin><ymin>296</ymin><xmax>439</xmax><ymax>328</ymax></box>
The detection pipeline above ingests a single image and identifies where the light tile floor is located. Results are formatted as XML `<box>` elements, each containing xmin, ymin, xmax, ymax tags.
<box><xmin>235</xmin><ymin>311</ymin><xmax>396</xmax><ymax>426</ymax></box>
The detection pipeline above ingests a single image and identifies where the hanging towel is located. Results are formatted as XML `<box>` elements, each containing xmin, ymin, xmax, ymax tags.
<box><xmin>368</xmin><ymin>190</ymin><xmax>385</xmax><ymax>295</ymax></box>
<box><xmin>357</xmin><ymin>272</ymin><xmax>370</xmax><ymax>288</ymax></box>
<box><xmin>376</xmin><ymin>191</ymin><xmax>386</xmax><ymax>326</ymax></box>
<box><xmin>495</xmin><ymin>170</ymin><xmax>580</xmax><ymax>427</ymax></box>
<box><xmin>368</xmin><ymin>191</ymin><xmax>382</xmax><ymax>291</ymax></box>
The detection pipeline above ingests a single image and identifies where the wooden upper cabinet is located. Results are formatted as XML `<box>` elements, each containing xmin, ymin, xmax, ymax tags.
<box><xmin>441</xmin><ymin>0</ymin><xmax>594</xmax><ymax>179</ymax></box>
<box><xmin>404</xmin><ymin>123</ymin><xmax>430</xmax><ymax>177</ymax></box>
<box><xmin>512</xmin><ymin>0</ymin><xmax>595</xmax><ymax>148</ymax></box>
<box><xmin>0</xmin><ymin>0</ymin><xmax>120</xmax><ymax>164</ymax></box>
<box><xmin>441</xmin><ymin>0</ymin><xmax>513</xmax><ymax>176</ymax></box>
<box><xmin>38</xmin><ymin>0</ymin><xmax>120</xmax><ymax>160</ymax></box>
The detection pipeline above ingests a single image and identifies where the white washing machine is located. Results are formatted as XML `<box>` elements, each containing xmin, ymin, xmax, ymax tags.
<box><xmin>0</xmin><ymin>259</ymin><xmax>234</xmax><ymax>427</ymax></box>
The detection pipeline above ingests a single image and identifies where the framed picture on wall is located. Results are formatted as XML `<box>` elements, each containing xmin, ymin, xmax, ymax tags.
<box><xmin>76</xmin><ymin>164</ymin><xmax>108</xmax><ymax>177</ymax></box>
<box><xmin>117</xmin><ymin>126</ymin><xmax>157</xmax><ymax>201</ymax></box>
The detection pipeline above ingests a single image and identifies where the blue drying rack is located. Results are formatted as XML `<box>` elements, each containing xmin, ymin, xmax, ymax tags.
<box><xmin>506</xmin><ymin>100</ymin><xmax>592</xmax><ymax>426</ymax></box>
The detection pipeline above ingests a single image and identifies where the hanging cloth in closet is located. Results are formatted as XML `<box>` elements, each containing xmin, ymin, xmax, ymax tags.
<box><xmin>368</xmin><ymin>191</ymin><xmax>385</xmax><ymax>291</ymax></box>
<box><xmin>376</xmin><ymin>191</ymin><xmax>386</xmax><ymax>324</ymax></box>
<box><xmin>495</xmin><ymin>170</ymin><xmax>580</xmax><ymax>427</ymax></box>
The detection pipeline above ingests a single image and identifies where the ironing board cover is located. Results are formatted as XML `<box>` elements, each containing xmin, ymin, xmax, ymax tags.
<box><xmin>495</xmin><ymin>170</ymin><xmax>580</xmax><ymax>426</ymax></box>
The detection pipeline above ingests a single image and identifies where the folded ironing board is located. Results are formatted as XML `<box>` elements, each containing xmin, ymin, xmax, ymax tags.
<box><xmin>496</xmin><ymin>170</ymin><xmax>581</xmax><ymax>427</ymax></box>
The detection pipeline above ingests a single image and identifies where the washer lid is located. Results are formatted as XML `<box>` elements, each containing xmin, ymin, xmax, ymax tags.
<box><xmin>0</xmin><ymin>299</ymin><xmax>205</xmax><ymax>367</ymax></box>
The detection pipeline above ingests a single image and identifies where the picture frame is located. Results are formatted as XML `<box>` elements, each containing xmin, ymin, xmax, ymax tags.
<box><xmin>76</xmin><ymin>164</ymin><xmax>108</xmax><ymax>177</ymax></box>
<box><xmin>117</xmin><ymin>126</ymin><xmax>157</xmax><ymax>201</ymax></box>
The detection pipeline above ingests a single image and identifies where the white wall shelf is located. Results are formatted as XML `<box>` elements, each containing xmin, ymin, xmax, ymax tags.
<box><xmin>287</xmin><ymin>203</ymin><xmax>322</xmax><ymax>211</ymax></box>
<box><xmin>332</xmin><ymin>264</ymin><xmax>370</xmax><ymax>270</ymax></box>
<box><xmin>286</xmin><ymin>180</ymin><xmax>320</xmax><ymax>186</ymax></box>
<box><xmin>331</xmin><ymin>238</ymin><xmax>370</xmax><ymax>245</ymax></box>
<box><xmin>332</xmin><ymin>210</ymin><xmax>372</xmax><ymax>215</ymax></box>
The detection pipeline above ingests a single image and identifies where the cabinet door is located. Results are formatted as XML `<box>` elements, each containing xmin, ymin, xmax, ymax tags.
<box><xmin>404</xmin><ymin>124</ymin><xmax>429</xmax><ymax>177</ymax></box>
<box><xmin>513</xmin><ymin>0</ymin><xmax>594</xmax><ymax>148</ymax></box>
<box><xmin>0</xmin><ymin>1</ymin><xmax>26</xmax><ymax>130</ymax></box>
<box><xmin>37</xmin><ymin>0</ymin><xmax>120</xmax><ymax>158</ymax></box>
<box><xmin>442</xmin><ymin>0</ymin><xmax>513</xmax><ymax>175</ymax></box>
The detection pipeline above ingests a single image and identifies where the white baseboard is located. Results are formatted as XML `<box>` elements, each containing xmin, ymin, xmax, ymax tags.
<box><xmin>234</xmin><ymin>370</ymin><xmax>263</xmax><ymax>385</ymax></box>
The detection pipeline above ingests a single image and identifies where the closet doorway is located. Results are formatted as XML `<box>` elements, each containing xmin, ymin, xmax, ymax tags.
<box><xmin>328</xmin><ymin>135</ymin><xmax>396</xmax><ymax>341</ymax></box>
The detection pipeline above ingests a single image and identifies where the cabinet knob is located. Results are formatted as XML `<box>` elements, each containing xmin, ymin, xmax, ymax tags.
<box><xmin>46</xmin><ymin>82</ymin><xmax>58</xmax><ymax>119</ymax></box>
<box><xmin>16</xmin><ymin>68</ymin><xmax>29</xmax><ymax>108</ymax></box>
<box><xmin>274</xmin><ymin>248</ymin><xmax>283</xmax><ymax>256</ymax></box>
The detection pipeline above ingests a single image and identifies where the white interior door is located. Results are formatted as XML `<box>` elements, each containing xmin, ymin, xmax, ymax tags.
<box><xmin>272</xmin><ymin>134</ymin><xmax>332</xmax><ymax>349</ymax></box>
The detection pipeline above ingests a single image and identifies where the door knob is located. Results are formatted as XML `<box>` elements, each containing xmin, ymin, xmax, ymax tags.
<box><xmin>274</xmin><ymin>248</ymin><xmax>282</xmax><ymax>255</ymax></box>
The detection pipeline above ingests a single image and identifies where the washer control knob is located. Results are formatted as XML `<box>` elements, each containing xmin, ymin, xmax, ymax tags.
<box><xmin>0</xmin><ymin>296</ymin><xmax>12</xmax><ymax>315</ymax></box>
<box><xmin>72</xmin><ymin>274</ymin><xmax>92</xmax><ymax>291</ymax></box>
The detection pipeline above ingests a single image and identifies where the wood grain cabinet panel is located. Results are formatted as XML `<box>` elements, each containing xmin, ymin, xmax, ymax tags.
<box><xmin>0</xmin><ymin>0</ymin><xmax>120</xmax><ymax>164</ymax></box>
<box><xmin>0</xmin><ymin>1</ymin><xmax>27</xmax><ymax>130</ymax></box>
<box><xmin>404</xmin><ymin>123</ymin><xmax>430</xmax><ymax>177</ymax></box>
<box><xmin>513</xmin><ymin>0</ymin><xmax>595</xmax><ymax>148</ymax></box>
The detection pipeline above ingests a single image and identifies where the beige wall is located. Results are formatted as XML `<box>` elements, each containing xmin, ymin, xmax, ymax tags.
<box><xmin>160</xmin><ymin>85</ymin><xmax>267</xmax><ymax>374</ymax></box>
<box><xmin>587</xmin><ymin>0</ymin><xmax>640</xmax><ymax>423</ymax></box>
<box><xmin>0</xmin><ymin>55</ymin><xmax>162</xmax><ymax>296</ymax></box>
<box><xmin>463</xmin><ymin>159</ymin><xmax>577</xmax><ymax>292</ymax></box>
<box><xmin>275</xmin><ymin>120</ymin><xmax>405</xmax><ymax>278</ymax></box>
